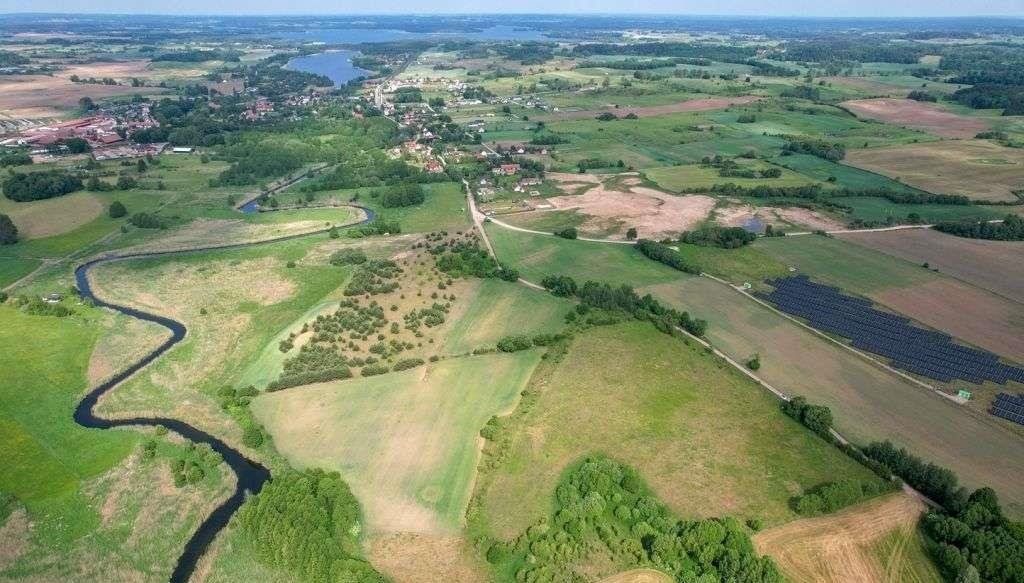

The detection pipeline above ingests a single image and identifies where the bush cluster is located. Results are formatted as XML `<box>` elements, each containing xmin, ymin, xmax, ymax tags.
<box><xmin>3</xmin><ymin>171</ymin><xmax>83</xmax><ymax>202</ymax></box>
<box><xmin>680</xmin><ymin>225</ymin><xmax>757</xmax><ymax>248</ymax></box>
<box><xmin>793</xmin><ymin>479</ymin><xmax>896</xmax><ymax>516</ymax></box>
<box><xmin>780</xmin><ymin>396</ymin><xmax>833</xmax><ymax>438</ymax></box>
<box><xmin>635</xmin><ymin>239</ymin><xmax>700</xmax><ymax>274</ymax></box>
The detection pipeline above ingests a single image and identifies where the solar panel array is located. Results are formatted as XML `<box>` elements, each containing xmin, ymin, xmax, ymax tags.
<box><xmin>992</xmin><ymin>393</ymin><xmax>1024</xmax><ymax>426</ymax></box>
<box><xmin>757</xmin><ymin>275</ymin><xmax>1024</xmax><ymax>386</ymax></box>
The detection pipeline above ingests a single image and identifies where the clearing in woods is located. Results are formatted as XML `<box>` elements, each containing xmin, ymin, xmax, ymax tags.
<box><xmin>839</xmin><ymin>228</ymin><xmax>1024</xmax><ymax>305</ymax></box>
<box><xmin>754</xmin><ymin>492</ymin><xmax>941</xmax><ymax>583</ymax></box>
<box><xmin>251</xmin><ymin>351</ymin><xmax>541</xmax><ymax>534</ymax></box>
<box><xmin>841</xmin><ymin>98</ymin><xmax>990</xmax><ymax>139</ymax></box>
<box><xmin>843</xmin><ymin>140</ymin><xmax>1024</xmax><ymax>202</ymax></box>
<box><xmin>474</xmin><ymin>322</ymin><xmax>880</xmax><ymax>540</ymax></box>
<box><xmin>646</xmin><ymin>276</ymin><xmax>1024</xmax><ymax>518</ymax></box>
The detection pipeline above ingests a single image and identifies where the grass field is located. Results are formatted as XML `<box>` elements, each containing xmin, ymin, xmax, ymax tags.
<box><xmin>756</xmin><ymin>235</ymin><xmax>1024</xmax><ymax>364</ymax></box>
<box><xmin>840</xmin><ymin>228</ymin><xmax>1024</xmax><ymax>305</ymax></box>
<box><xmin>360</xmin><ymin>182</ymin><xmax>471</xmax><ymax>233</ymax></box>
<box><xmin>645</xmin><ymin>161</ymin><xmax>820</xmax><ymax>192</ymax></box>
<box><xmin>754</xmin><ymin>492</ymin><xmax>940</xmax><ymax>583</ymax></box>
<box><xmin>844</xmin><ymin>140</ymin><xmax>1024</xmax><ymax>202</ymax></box>
<box><xmin>674</xmin><ymin>242</ymin><xmax>789</xmax><ymax>285</ymax></box>
<box><xmin>485</xmin><ymin>224</ymin><xmax>684</xmax><ymax>286</ymax></box>
<box><xmin>834</xmin><ymin>197</ymin><xmax>1007</xmax><ymax>224</ymax></box>
<box><xmin>0</xmin><ymin>257</ymin><xmax>42</xmax><ymax>288</ymax></box>
<box><xmin>441</xmin><ymin>279</ymin><xmax>573</xmax><ymax>354</ymax></box>
<box><xmin>472</xmin><ymin>321</ymin><xmax>880</xmax><ymax>540</ymax></box>
<box><xmin>252</xmin><ymin>351</ymin><xmax>541</xmax><ymax>534</ymax></box>
<box><xmin>770</xmin><ymin>154</ymin><xmax>918</xmax><ymax>192</ymax></box>
<box><xmin>0</xmin><ymin>304</ymin><xmax>230</xmax><ymax>581</ymax></box>
<box><xmin>646</xmin><ymin>276</ymin><xmax>1024</xmax><ymax>517</ymax></box>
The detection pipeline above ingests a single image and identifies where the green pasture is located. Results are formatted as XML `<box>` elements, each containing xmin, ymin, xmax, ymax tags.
<box><xmin>771</xmin><ymin>154</ymin><xmax>918</xmax><ymax>192</ymax></box>
<box><xmin>645</xmin><ymin>160</ymin><xmax>821</xmax><ymax>192</ymax></box>
<box><xmin>0</xmin><ymin>257</ymin><xmax>42</xmax><ymax>288</ymax></box>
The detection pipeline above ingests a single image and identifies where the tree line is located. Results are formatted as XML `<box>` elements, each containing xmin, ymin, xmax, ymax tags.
<box><xmin>934</xmin><ymin>214</ymin><xmax>1024</xmax><ymax>240</ymax></box>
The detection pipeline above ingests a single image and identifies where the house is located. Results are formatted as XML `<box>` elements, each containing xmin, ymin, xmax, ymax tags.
<box><xmin>41</xmin><ymin>293</ymin><xmax>62</xmax><ymax>304</ymax></box>
<box><xmin>493</xmin><ymin>163</ymin><xmax>520</xmax><ymax>176</ymax></box>
<box><xmin>425</xmin><ymin>161</ymin><xmax>444</xmax><ymax>173</ymax></box>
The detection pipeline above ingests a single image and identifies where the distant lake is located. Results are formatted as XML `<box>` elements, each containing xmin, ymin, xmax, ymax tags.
<box><xmin>284</xmin><ymin>50</ymin><xmax>372</xmax><ymax>87</ymax></box>
<box><xmin>275</xmin><ymin>25</ymin><xmax>549</xmax><ymax>44</ymax></box>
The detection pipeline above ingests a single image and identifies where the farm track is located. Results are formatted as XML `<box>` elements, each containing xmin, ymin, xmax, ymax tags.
<box><xmin>71</xmin><ymin>206</ymin><xmax>373</xmax><ymax>583</ymax></box>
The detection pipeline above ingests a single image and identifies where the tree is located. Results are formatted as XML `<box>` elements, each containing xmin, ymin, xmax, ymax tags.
<box><xmin>108</xmin><ymin>200</ymin><xmax>127</xmax><ymax>218</ymax></box>
<box><xmin>0</xmin><ymin>214</ymin><xmax>17</xmax><ymax>245</ymax></box>
<box><xmin>78</xmin><ymin>96</ymin><xmax>96</xmax><ymax>111</ymax></box>
<box><xmin>954</xmin><ymin>565</ymin><xmax>981</xmax><ymax>583</ymax></box>
<box><xmin>626</xmin><ymin>227</ymin><xmax>638</xmax><ymax>240</ymax></box>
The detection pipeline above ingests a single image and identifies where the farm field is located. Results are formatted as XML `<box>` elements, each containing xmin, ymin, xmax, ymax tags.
<box><xmin>472</xmin><ymin>321</ymin><xmax>881</xmax><ymax>541</ymax></box>
<box><xmin>535</xmin><ymin>95</ymin><xmax>760</xmax><ymax>121</ymax></box>
<box><xmin>0</xmin><ymin>257</ymin><xmax>42</xmax><ymax>288</ymax></box>
<box><xmin>840</xmin><ymin>228</ymin><xmax>1024</xmax><ymax>304</ymax></box>
<box><xmin>841</xmin><ymin>98</ymin><xmax>991</xmax><ymax>139</ymax></box>
<box><xmin>485</xmin><ymin>224</ymin><xmax>685</xmax><ymax>286</ymax></box>
<box><xmin>645</xmin><ymin>161</ymin><xmax>821</xmax><ymax>191</ymax></box>
<box><xmin>833</xmin><ymin>196</ymin><xmax>1007</xmax><ymax>224</ymax></box>
<box><xmin>0</xmin><ymin>73</ymin><xmax>168</xmax><ymax>119</ymax></box>
<box><xmin>753</xmin><ymin>492</ymin><xmax>940</xmax><ymax>583</ymax></box>
<box><xmin>757</xmin><ymin>235</ymin><xmax>1024</xmax><ymax>364</ymax></box>
<box><xmin>251</xmin><ymin>351</ymin><xmax>541</xmax><ymax>533</ymax></box>
<box><xmin>844</xmin><ymin>140</ymin><xmax>1024</xmax><ymax>202</ymax></box>
<box><xmin>646</xmin><ymin>276</ymin><xmax>1024</xmax><ymax>517</ymax></box>
<box><xmin>769</xmin><ymin>153</ymin><xmax>918</xmax><ymax>192</ymax></box>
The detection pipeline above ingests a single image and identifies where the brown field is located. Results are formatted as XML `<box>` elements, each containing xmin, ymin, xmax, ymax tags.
<box><xmin>844</xmin><ymin>140</ymin><xmax>1024</xmax><ymax>202</ymax></box>
<box><xmin>754</xmin><ymin>492</ymin><xmax>938</xmax><ymax>583</ymax></box>
<box><xmin>543</xmin><ymin>173</ymin><xmax>715</xmax><ymax>239</ymax></box>
<box><xmin>597</xmin><ymin>568</ymin><xmax>674</xmax><ymax>583</ymax></box>
<box><xmin>368</xmin><ymin>534</ymin><xmax>487</xmax><ymax>583</ymax></box>
<box><xmin>648</xmin><ymin>277</ymin><xmax>1024</xmax><ymax>518</ymax></box>
<box><xmin>840</xmin><ymin>229</ymin><xmax>1024</xmax><ymax>305</ymax></box>
<box><xmin>841</xmin><ymin>98</ymin><xmax>989</xmax><ymax>139</ymax></box>
<box><xmin>0</xmin><ymin>72</ymin><xmax>166</xmax><ymax>119</ymax></box>
<box><xmin>873</xmin><ymin>279</ymin><xmax>1024</xmax><ymax>364</ymax></box>
<box><xmin>538</xmin><ymin>96</ymin><xmax>761</xmax><ymax>121</ymax></box>
<box><xmin>716</xmin><ymin>204</ymin><xmax>845</xmax><ymax>232</ymax></box>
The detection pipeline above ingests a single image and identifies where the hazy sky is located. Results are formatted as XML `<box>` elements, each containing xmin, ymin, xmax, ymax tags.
<box><xmin>3</xmin><ymin>0</ymin><xmax>1023</xmax><ymax>16</ymax></box>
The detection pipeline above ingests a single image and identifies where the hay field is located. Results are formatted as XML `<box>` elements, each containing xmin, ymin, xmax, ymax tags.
<box><xmin>0</xmin><ymin>191</ymin><xmax>105</xmax><ymax>240</ymax></box>
<box><xmin>841</xmin><ymin>98</ymin><xmax>990</xmax><ymax>139</ymax></box>
<box><xmin>647</xmin><ymin>276</ymin><xmax>1024</xmax><ymax>518</ymax></box>
<box><xmin>0</xmin><ymin>68</ymin><xmax>167</xmax><ymax>118</ymax></box>
<box><xmin>485</xmin><ymin>224</ymin><xmax>684</xmax><ymax>287</ymax></box>
<box><xmin>754</xmin><ymin>492</ymin><xmax>940</xmax><ymax>583</ymax></box>
<box><xmin>844</xmin><ymin>140</ymin><xmax>1024</xmax><ymax>202</ymax></box>
<box><xmin>840</xmin><ymin>228</ymin><xmax>1024</xmax><ymax>305</ymax></box>
<box><xmin>758</xmin><ymin>235</ymin><xmax>1024</xmax><ymax>364</ymax></box>
<box><xmin>251</xmin><ymin>351</ymin><xmax>541</xmax><ymax>534</ymax></box>
<box><xmin>536</xmin><ymin>96</ymin><xmax>760</xmax><ymax>121</ymax></box>
<box><xmin>475</xmin><ymin>322</ymin><xmax>879</xmax><ymax>539</ymax></box>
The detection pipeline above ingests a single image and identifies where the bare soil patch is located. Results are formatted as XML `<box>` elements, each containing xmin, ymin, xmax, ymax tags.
<box><xmin>844</xmin><ymin>140</ymin><xmax>1024</xmax><ymax>202</ymax></box>
<box><xmin>540</xmin><ymin>96</ymin><xmax>761</xmax><ymax>121</ymax></box>
<box><xmin>841</xmin><ymin>98</ymin><xmax>989</xmax><ymax>139</ymax></box>
<box><xmin>840</xmin><ymin>229</ymin><xmax>1024</xmax><ymax>304</ymax></box>
<box><xmin>874</xmin><ymin>279</ymin><xmax>1024</xmax><ymax>364</ymax></box>
<box><xmin>368</xmin><ymin>534</ymin><xmax>487</xmax><ymax>583</ymax></box>
<box><xmin>716</xmin><ymin>204</ymin><xmax>845</xmax><ymax>232</ymax></box>
<box><xmin>754</xmin><ymin>492</ymin><xmax>927</xmax><ymax>583</ymax></box>
<box><xmin>598</xmin><ymin>568</ymin><xmax>674</xmax><ymax>583</ymax></box>
<box><xmin>546</xmin><ymin>177</ymin><xmax>715</xmax><ymax>239</ymax></box>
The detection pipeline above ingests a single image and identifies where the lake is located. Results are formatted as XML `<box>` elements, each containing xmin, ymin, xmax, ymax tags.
<box><xmin>284</xmin><ymin>50</ymin><xmax>372</xmax><ymax>87</ymax></box>
<box><xmin>275</xmin><ymin>25</ymin><xmax>549</xmax><ymax>44</ymax></box>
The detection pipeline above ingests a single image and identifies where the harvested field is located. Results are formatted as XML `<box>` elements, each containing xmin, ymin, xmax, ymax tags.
<box><xmin>0</xmin><ymin>192</ymin><xmax>105</xmax><ymax>240</ymax></box>
<box><xmin>0</xmin><ymin>74</ymin><xmax>166</xmax><ymax>119</ymax></box>
<box><xmin>368</xmin><ymin>534</ymin><xmax>487</xmax><ymax>583</ymax></box>
<box><xmin>538</xmin><ymin>96</ymin><xmax>761</xmax><ymax>121</ymax></box>
<box><xmin>841</xmin><ymin>98</ymin><xmax>989</xmax><ymax>139</ymax></box>
<box><xmin>844</xmin><ymin>140</ymin><xmax>1024</xmax><ymax>202</ymax></box>
<box><xmin>840</xmin><ymin>228</ymin><xmax>1024</xmax><ymax>304</ymax></box>
<box><xmin>716</xmin><ymin>204</ymin><xmax>845</xmax><ymax>233</ymax></box>
<box><xmin>647</xmin><ymin>276</ymin><xmax>1024</xmax><ymax>518</ymax></box>
<box><xmin>598</xmin><ymin>568</ymin><xmax>674</xmax><ymax>583</ymax></box>
<box><xmin>543</xmin><ymin>174</ymin><xmax>715</xmax><ymax>240</ymax></box>
<box><xmin>252</xmin><ymin>352</ymin><xmax>540</xmax><ymax>534</ymax></box>
<box><xmin>754</xmin><ymin>492</ymin><xmax>939</xmax><ymax>583</ymax></box>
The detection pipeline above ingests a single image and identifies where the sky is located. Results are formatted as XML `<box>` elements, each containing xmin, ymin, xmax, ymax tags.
<box><xmin>3</xmin><ymin>0</ymin><xmax>1023</xmax><ymax>17</ymax></box>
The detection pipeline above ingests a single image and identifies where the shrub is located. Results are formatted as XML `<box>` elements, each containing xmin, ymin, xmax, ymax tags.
<box><xmin>497</xmin><ymin>335</ymin><xmax>533</xmax><ymax>352</ymax></box>
<box><xmin>392</xmin><ymin>358</ymin><xmax>425</xmax><ymax>371</ymax></box>
<box><xmin>0</xmin><ymin>214</ymin><xmax>17</xmax><ymax>245</ymax></box>
<box><xmin>554</xmin><ymin>227</ymin><xmax>578</xmax><ymax>239</ymax></box>
<box><xmin>680</xmin><ymin>225</ymin><xmax>757</xmax><ymax>248</ymax></box>
<box><xmin>793</xmin><ymin>479</ymin><xmax>895</xmax><ymax>516</ymax></box>
<box><xmin>540</xmin><ymin>274</ymin><xmax>578</xmax><ymax>297</ymax></box>
<box><xmin>329</xmin><ymin>248</ymin><xmax>368</xmax><ymax>266</ymax></box>
<box><xmin>495</xmin><ymin>267</ymin><xmax>519</xmax><ymax>282</ymax></box>
<box><xmin>129</xmin><ymin>212</ymin><xmax>165</xmax><ymax>229</ymax></box>
<box><xmin>781</xmin><ymin>396</ymin><xmax>833</xmax><ymax>438</ymax></box>
<box><xmin>108</xmin><ymin>200</ymin><xmax>127</xmax><ymax>218</ymax></box>
<box><xmin>361</xmin><ymin>363</ymin><xmax>390</xmax><ymax>376</ymax></box>
<box><xmin>635</xmin><ymin>239</ymin><xmax>699</xmax><ymax>274</ymax></box>
<box><xmin>267</xmin><ymin>367</ymin><xmax>352</xmax><ymax>391</ymax></box>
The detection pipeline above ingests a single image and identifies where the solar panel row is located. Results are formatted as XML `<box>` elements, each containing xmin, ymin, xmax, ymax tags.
<box><xmin>992</xmin><ymin>393</ymin><xmax>1024</xmax><ymax>426</ymax></box>
<box><xmin>758</xmin><ymin>276</ymin><xmax>1024</xmax><ymax>393</ymax></box>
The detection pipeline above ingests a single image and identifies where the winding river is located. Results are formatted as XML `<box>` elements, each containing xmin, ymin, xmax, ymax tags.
<box><xmin>72</xmin><ymin>205</ymin><xmax>374</xmax><ymax>583</ymax></box>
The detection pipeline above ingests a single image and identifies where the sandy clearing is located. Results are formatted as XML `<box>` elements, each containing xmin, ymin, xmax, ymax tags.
<box><xmin>368</xmin><ymin>534</ymin><xmax>487</xmax><ymax>583</ymax></box>
<box><xmin>844</xmin><ymin>140</ymin><xmax>1024</xmax><ymax>202</ymax></box>
<box><xmin>540</xmin><ymin>96</ymin><xmax>761</xmax><ymax>121</ymax></box>
<box><xmin>716</xmin><ymin>204</ymin><xmax>845</xmax><ymax>232</ymax></box>
<box><xmin>546</xmin><ymin>180</ymin><xmax>715</xmax><ymax>240</ymax></box>
<box><xmin>841</xmin><ymin>98</ymin><xmax>989</xmax><ymax>139</ymax></box>
<box><xmin>754</xmin><ymin>492</ymin><xmax>927</xmax><ymax>583</ymax></box>
<box><xmin>840</xmin><ymin>229</ymin><xmax>1024</xmax><ymax>305</ymax></box>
